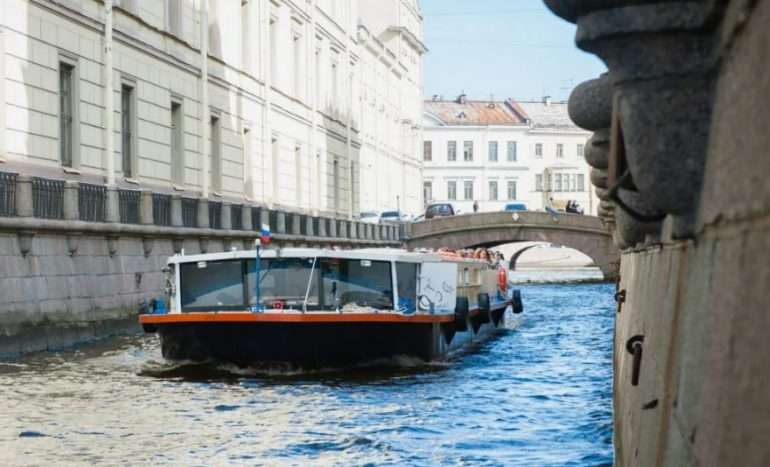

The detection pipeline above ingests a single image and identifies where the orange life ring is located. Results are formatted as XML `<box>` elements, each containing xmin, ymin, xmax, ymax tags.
<box><xmin>498</xmin><ymin>268</ymin><xmax>508</xmax><ymax>292</ymax></box>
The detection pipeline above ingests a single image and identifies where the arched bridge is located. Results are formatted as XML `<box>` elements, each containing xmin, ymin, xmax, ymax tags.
<box><xmin>405</xmin><ymin>211</ymin><xmax>619</xmax><ymax>280</ymax></box>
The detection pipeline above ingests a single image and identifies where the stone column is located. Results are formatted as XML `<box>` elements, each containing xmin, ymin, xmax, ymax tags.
<box><xmin>275</xmin><ymin>210</ymin><xmax>286</xmax><ymax>234</ymax></box>
<box><xmin>15</xmin><ymin>175</ymin><xmax>33</xmax><ymax>218</ymax></box>
<box><xmin>171</xmin><ymin>194</ymin><xmax>183</xmax><ymax>227</ymax></box>
<box><xmin>305</xmin><ymin>215</ymin><xmax>315</xmax><ymax>237</ymax></box>
<box><xmin>197</xmin><ymin>198</ymin><xmax>209</xmax><ymax>229</ymax></box>
<box><xmin>316</xmin><ymin>217</ymin><xmax>326</xmax><ymax>237</ymax></box>
<box><xmin>328</xmin><ymin>217</ymin><xmax>337</xmax><ymax>238</ymax></box>
<box><xmin>290</xmin><ymin>213</ymin><xmax>301</xmax><ymax>235</ymax></box>
<box><xmin>63</xmin><ymin>180</ymin><xmax>79</xmax><ymax>221</ymax></box>
<box><xmin>260</xmin><ymin>208</ymin><xmax>270</xmax><ymax>231</ymax></box>
<box><xmin>242</xmin><ymin>204</ymin><xmax>252</xmax><ymax>231</ymax></box>
<box><xmin>139</xmin><ymin>190</ymin><xmax>153</xmax><ymax>225</ymax></box>
<box><xmin>221</xmin><ymin>201</ymin><xmax>232</xmax><ymax>230</ymax></box>
<box><xmin>105</xmin><ymin>186</ymin><xmax>119</xmax><ymax>223</ymax></box>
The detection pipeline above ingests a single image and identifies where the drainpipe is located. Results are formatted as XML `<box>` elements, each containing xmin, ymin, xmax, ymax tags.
<box><xmin>0</xmin><ymin>27</ymin><xmax>5</xmax><ymax>162</ymax></box>
<box><xmin>310</xmin><ymin>0</ymin><xmax>318</xmax><ymax>215</ymax></box>
<box><xmin>261</xmin><ymin>0</ymin><xmax>273</xmax><ymax>207</ymax></box>
<box><xmin>346</xmin><ymin>11</ymin><xmax>354</xmax><ymax>220</ymax></box>
<box><xmin>104</xmin><ymin>0</ymin><xmax>114</xmax><ymax>185</ymax></box>
<box><xmin>200</xmin><ymin>0</ymin><xmax>210</xmax><ymax>199</ymax></box>
<box><xmin>0</xmin><ymin>25</ymin><xmax>5</xmax><ymax>161</ymax></box>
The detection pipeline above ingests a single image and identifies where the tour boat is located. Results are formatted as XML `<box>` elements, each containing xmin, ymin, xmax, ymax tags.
<box><xmin>138</xmin><ymin>247</ymin><xmax>522</xmax><ymax>367</ymax></box>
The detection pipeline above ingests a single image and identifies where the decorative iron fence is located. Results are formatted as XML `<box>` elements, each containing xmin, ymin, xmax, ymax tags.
<box><xmin>0</xmin><ymin>172</ymin><xmax>17</xmax><ymax>217</ymax></box>
<box><xmin>181</xmin><ymin>198</ymin><xmax>198</xmax><ymax>227</ymax></box>
<box><xmin>152</xmin><ymin>193</ymin><xmax>172</xmax><ymax>226</ymax></box>
<box><xmin>231</xmin><ymin>205</ymin><xmax>243</xmax><ymax>230</ymax></box>
<box><xmin>78</xmin><ymin>183</ymin><xmax>106</xmax><ymax>222</ymax></box>
<box><xmin>209</xmin><ymin>201</ymin><xmax>222</xmax><ymax>230</ymax></box>
<box><xmin>32</xmin><ymin>177</ymin><xmax>65</xmax><ymax>219</ymax></box>
<box><xmin>118</xmin><ymin>189</ymin><xmax>140</xmax><ymax>224</ymax></box>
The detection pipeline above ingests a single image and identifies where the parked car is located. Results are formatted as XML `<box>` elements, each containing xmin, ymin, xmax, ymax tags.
<box><xmin>380</xmin><ymin>210</ymin><xmax>403</xmax><ymax>224</ymax></box>
<box><xmin>360</xmin><ymin>211</ymin><xmax>381</xmax><ymax>224</ymax></box>
<box><xmin>425</xmin><ymin>203</ymin><xmax>456</xmax><ymax>220</ymax></box>
<box><xmin>504</xmin><ymin>203</ymin><xmax>527</xmax><ymax>212</ymax></box>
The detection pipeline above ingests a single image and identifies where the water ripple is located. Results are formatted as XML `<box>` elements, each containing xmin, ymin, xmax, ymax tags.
<box><xmin>0</xmin><ymin>282</ymin><xmax>614</xmax><ymax>466</ymax></box>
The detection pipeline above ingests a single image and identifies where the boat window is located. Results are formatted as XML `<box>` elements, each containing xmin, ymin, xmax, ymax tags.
<box><xmin>396</xmin><ymin>262</ymin><xmax>418</xmax><ymax>313</ymax></box>
<box><xmin>320</xmin><ymin>258</ymin><xmax>393</xmax><ymax>311</ymax></box>
<box><xmin>179</xmin><ymin>260</ymin><xmax>246</xmax><ymax>311</ymax></box>
<box><xmin>245</xmin><ymin>258</ymin><xmax>320</xmax><ymax>311</ymax></box>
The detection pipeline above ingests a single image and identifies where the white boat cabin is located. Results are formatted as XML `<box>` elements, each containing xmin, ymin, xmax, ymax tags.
<box><xmin>163</xmin><ymin>248</ymin><xmax>499</xmax><ymax>316</ymax></box>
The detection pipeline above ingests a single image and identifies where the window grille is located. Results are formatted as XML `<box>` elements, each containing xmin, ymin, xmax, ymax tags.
<box><xmin>32</xmin><ymin>177</ymin><xmax>65</xmax><ymax>219</ymax></box>
<box><xmin>152</xmin><ymin>193</ymin><xmax>172</xmax><ymax>226</ymax></box>
<box><xmin>79</xmin><ymin>183</ymin><xmax>106</xmax><ymax>222</ymax></box>
<box><xmin>0</xmin><ymin>172</ymin><xmax>18</xmax><ymax>217</ymax></box>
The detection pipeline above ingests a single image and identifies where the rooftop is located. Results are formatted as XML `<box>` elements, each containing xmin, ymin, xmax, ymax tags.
<box><xmin>424</xmin><ymin>95</ymin><xmax>583</xmax><ymax>131</ymax></box>
<box><xmin>424</xmin><ymin>97</ymin><xmax>529</xmax><ymax>126</ymax></box>
<box><xmin>517</xmin><ymin>100</ymin><xmax>577</xmax><ymax>130</ymax></box>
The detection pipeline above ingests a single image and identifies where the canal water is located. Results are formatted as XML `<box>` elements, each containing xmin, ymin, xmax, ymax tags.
<box><xmin>0</xmin><ymin>279</ymin><xmax>614</xmax><ymax>466</ymax></box>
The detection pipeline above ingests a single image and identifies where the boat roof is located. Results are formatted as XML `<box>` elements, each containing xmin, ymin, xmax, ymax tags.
<box><xmin>167</xmin><ymin>248</ymin><xmax>490</xmax><ymax>266</ymax></box>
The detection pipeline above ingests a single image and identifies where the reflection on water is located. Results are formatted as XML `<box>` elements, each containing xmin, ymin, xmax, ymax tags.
<box><xmin>0</xmin><ymin>281</ymin><xmax>614</xmax><ymax>466</ymax></box>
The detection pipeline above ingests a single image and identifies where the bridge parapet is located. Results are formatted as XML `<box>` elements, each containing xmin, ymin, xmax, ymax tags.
<box><xmin>405</xmin><ymin>211</ymin><xmax>618</xmax><ymax>280</ymax></box>
<box><xmin>408</xmin><ymin>211</ymin><xmax>609</xmax><ymax>240</ymax></box>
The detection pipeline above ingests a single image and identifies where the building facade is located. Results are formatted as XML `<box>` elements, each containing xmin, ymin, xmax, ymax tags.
<box><xmin>0</xmin><ymin>0</ymin><xmax>425</xmax><ymax>219</ymax></box>
<box><xmin>422</xmin><ymin>96</ymin><xmax>596</xmax><ymax>215</ymax></box>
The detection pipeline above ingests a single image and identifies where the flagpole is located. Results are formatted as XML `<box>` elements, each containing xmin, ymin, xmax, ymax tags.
<box><xmin>255</xmin><ymin>242</ymin><xmax>261</xmax><ymax>312</ymax></box>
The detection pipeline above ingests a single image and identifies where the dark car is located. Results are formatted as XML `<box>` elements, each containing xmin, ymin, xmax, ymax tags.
<box><xmin>425</xmin><ymin>203</ymin><xmax>455</xmax><ymax>219</ymax></box>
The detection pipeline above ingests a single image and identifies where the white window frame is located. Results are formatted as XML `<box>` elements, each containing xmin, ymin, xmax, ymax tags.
<box><xmin>58</xmin><ymin>53</ymin><xmax>80</xmax><ymax>170</ymax></box>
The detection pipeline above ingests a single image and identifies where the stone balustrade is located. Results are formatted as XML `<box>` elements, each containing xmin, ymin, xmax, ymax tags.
<box><xmin>0</xmin><ymin>171</ymin><xmax>402</xmax><ymax>256</ymax></box>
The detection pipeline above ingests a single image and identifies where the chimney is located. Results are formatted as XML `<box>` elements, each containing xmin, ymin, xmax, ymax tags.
<box><xmin>543</xmin><ymin>95</ymin><xmax>552</xmax><ymax>106</ymax></box>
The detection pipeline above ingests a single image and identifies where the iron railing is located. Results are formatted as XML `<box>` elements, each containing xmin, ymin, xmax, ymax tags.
<box><xmin>0</xmin><ymin>172</ymin><xmax>17</xmax><ymax>217</ymax></box>
<box><xmin>118</xmin><ymin>189</ymin><xmax>140</xmax><ymax>224</ymax></box>
<box><xmin>32</xmin><ymin>177</ymin><xmax>65</xmax><ymax>219</ymax></box>
<box><xmin>209</xmin><ymin>201</ymin><xmax>222</xmax><ymax>230</ymax></box>
<box><xmin>231</xmin><ymin>205</ymin><xmax>242</xmax><ymax>230</ymax></box>
<box><xmin>78</xmin><ymin>183</ymin><xmax>106</xmax><ymax>222</ymax></box>
<box><xmin>152</xmin><ymin>193</ymin><xmax>171</xmax><ymax>226</ymax></box>
<box><xmin>182</xmin><ymin>198</ymin><xmax>197</xmax><ymax>227</ymax></box>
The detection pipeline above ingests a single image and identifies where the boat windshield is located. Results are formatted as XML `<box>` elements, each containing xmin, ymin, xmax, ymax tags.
<box><xmin>179</xmin><ymin>257</ymin><xmax>395</xmax><ymax>312</ymax></box>
<box><xmin>319</xmin><ymin>258</ymin><xmax>393</xmax><ymax>311</ymax></box>
<box><xmin>245</xmin><ymin>257</ymin><xmax>319</xmax><ymax>311</ymax></box>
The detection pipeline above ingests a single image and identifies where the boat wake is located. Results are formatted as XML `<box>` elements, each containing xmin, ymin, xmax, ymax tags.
<box><xmin>137</xmin><ymin>353</ymin><xmax>454</xmax><ymax>381</ymax></box>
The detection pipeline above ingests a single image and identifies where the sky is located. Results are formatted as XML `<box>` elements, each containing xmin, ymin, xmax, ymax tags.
<box><xmin>420</xmin><ymin>0</ymin><xmax>607</xmax><ymax>102</ymax></box>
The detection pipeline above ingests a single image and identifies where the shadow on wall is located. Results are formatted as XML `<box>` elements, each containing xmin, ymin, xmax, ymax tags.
<box><xmin>321</xmin><ymin>104</ymin><xmax>360</xmax><ymax>219</ymax></box>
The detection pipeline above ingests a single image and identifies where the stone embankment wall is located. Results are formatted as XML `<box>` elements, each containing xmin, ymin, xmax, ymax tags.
<box><xmin>544</xmin><ymin>0</ymin><xmax>770</xmax><ymax>465</ymax></box>
<box><xmin>0</xmin><ymin>170</ymin><xmax>402</xmax><ymax>357</ymax></box>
